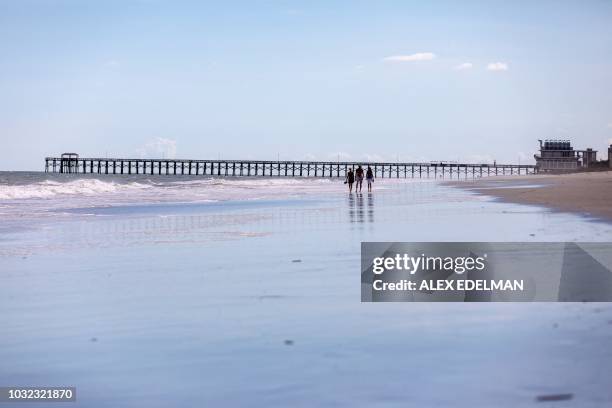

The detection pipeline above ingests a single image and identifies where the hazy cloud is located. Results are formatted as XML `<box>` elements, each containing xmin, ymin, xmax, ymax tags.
<box><xmin>137</xmin><ymin>137</ymin><xmax>177</xmax><ymax>159</ymax></box>
<box><xmin>487</xmin><ymin>62</ymin><xmax>509</xmax><ymax>71</ymax></box>
<box><xmin>454</xmin><ymin>62</ymin><xmax>473</xmax><ymax>70</ymax></box>
<box><xmin>384</xmin><ymin>53</ymin><xmax>436</xmax><ymax>62</ymax></box>
<box><xmin>328</xmin><ymin>152</ymin><xmax>352</xmax><ymax>161</ymax></box>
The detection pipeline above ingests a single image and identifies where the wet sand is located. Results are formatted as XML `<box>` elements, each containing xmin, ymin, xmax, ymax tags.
<box><xmin>450</xmin><ymin>171</ymin><xmax>612</xmax><ymax>222</ymax></box>
<box><xmin>2</xmin><ymin>176</ymin><xmax>612</xmax><ymax>407</ymax></box>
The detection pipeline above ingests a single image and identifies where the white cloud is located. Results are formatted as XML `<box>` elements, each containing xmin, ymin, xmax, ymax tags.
<box><xmin>104</xmin><ymin>60</ymin><xmax>120</xmax><ymax>68</ymax></box>
<box><xmin>487</xmin><ymin>62</ymin><xmax>509</xmax><ymax>71</ymax></box>
<box><xmin>383</xmin><ymin>52</ymin><xmax>436</xmax><ymax>62</ymax></box>
<box><xmin>454</xmin><ymin>62</ymin><xmax>473</xmax><ymax>70</ymax></box>
<box><xmin>137</xmin><ymin>137</ymin><xmax>177</xmax><ymax>159</ymax></box>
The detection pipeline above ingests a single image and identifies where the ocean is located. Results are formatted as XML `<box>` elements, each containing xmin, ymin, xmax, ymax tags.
<box><xmin>1</xmin><ymin>172</ymin><xmax>611</xmax><ymax>407</ymax></box>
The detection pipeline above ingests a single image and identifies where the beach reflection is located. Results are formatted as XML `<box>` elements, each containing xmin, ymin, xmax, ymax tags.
<box><xmin>348</xmin><ymin>192</ymin><xmax>374</xmax><ymax>224</ymax></box>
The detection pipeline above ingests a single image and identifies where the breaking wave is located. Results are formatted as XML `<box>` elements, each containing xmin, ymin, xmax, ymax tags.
<box><xmin>0</xmin><ymin>174</ymin><xmax>343</xmax><ymax>202</ymax></box>
<box><xmin>0</xmin><ymin>179</ymin><xmax>152</xmax><ymax>200</ymax></box>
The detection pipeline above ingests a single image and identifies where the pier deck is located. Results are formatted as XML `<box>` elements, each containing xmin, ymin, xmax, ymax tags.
<box><xmin>44</xmin><ymin>157</ymin><xmax>537</xmax><ymax>178</ymax></box>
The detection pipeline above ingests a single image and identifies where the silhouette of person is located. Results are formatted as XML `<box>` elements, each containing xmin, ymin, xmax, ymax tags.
<box><xmin>346</xmin><ymin>168</ymin><xmax>355</xmax><ymax>193</ymax></box>
<box><xmin>355</xmin><ymin>165</ymin><xmax>364</xmax><ymax>192</ymax></box>
<box><xmin>366</xmin><ymin>166</ymin><xmax>374</xmax><ymax>192</ymax></box>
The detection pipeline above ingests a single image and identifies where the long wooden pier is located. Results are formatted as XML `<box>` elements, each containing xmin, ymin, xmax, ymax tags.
<box><xmin>44</xmin><ymin>156</ymin><xmax>538</xmax><ymax>178</ymax></box>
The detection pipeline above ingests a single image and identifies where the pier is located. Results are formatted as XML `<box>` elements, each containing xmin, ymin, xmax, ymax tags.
<box><xmin>45</xmin><ymin>155</ymin><xmax>537</xmax><ymax>178</ymax></box>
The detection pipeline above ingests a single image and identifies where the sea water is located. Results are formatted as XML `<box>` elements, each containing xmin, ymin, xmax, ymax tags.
<box><xmin>1</xmin><ymin>172</ymin><xmax>611</xmax><ymax>407</ymax></box>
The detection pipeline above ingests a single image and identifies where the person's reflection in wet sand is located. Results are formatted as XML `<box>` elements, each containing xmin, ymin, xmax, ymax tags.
<box><xmin>348</xmin><ymin>192</ymin><xmax>374</xmax><ymax>224</ymax></box>
<box><xmin>356</xmin><ymin>193</ymin><xmax>364</xmax><ymax>223</ymax></box>
<box><xmin>367</xmin><ymin>192</ymin><xmax>374</xmax><ymax>223</ymax></box>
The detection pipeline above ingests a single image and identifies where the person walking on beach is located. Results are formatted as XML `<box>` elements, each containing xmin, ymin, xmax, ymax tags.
<box><xmin>355</xmin><ymin>165</ymin><xmax>364</xmax><ymax>192</ymax></box>
<box><xmin>366</xmin><ymin>166</ymin><xmax>374</xmax><ymax>192</ymax></box>
<box><xmin>346</xmin><ymin>168</ymin><xmax>355</xmax><ymax>193</ymax></box>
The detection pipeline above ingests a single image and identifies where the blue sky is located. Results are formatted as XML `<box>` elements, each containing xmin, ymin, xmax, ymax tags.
<box><xmin>1</xmin><ymin>0</ymin><xmax>611</xmax><ymax>170</ymax></box>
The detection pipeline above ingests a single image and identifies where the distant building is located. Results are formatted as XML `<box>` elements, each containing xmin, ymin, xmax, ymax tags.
<box><xmin>534</xmin><ymin>140</ymin><xmax>578</xmax><ymax>171</ymax></box>
<box><xmin>583</xmin><ymin>148</ymin><xmax>597</xmax><ymax>168</ymax></box>
<box><xmin>609</xmin><ymin>145</ymin><xmax>612</xmax><ymax>169</ymax></box>
<box><xmin>534</xmin><ymin>140</ymin><xmax>597</xmax><ymax>172</ymax></box>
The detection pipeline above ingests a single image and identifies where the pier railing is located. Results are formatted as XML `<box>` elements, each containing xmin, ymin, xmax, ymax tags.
<box><xmin>44</xmin><ymin>157</ymin><xmax>538</xmax><ymax>178</ymax></box>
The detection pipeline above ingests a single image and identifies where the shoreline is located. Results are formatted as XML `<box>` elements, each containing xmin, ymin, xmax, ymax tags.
<box><xmin>448</xmin><ymin>171</ymin><xmax>612</xmax><ymax>223</ymax></box>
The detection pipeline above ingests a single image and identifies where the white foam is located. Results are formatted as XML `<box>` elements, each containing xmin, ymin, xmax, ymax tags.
<box><xmin>0</xmin><ymin>179</ymin><xmax>152</xmax><ymax>200</ymax></box>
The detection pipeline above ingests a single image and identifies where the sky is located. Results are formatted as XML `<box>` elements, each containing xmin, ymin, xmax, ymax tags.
<box><xmin>1</xmin><ymin>0</ymin><xmax>612</xmax><ymax>170</ymax></box>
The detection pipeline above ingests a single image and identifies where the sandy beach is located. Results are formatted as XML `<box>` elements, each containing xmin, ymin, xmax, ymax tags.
<box><xmin>450</xmin><ymin>171</ymin><xmax>612</xmax><ymax>222</ymax></box>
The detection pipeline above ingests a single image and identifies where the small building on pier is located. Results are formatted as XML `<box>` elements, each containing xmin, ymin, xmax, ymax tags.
<box><xmin>60</xmin><ymin>153</ymin><xmax>79</xmax><ymax>174</ymax></box>
<box><xmin>534</xmin><ymin>140</ymin><xmax>597</xmax><ymax>172</ymax></box>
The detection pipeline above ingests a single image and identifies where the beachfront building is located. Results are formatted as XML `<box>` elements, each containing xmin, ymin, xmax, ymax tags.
<box><xmin>583</xmin><ymin>148</ymin><xmax>597</xmax><ymax>168</ymax></box>
<box><xmin>534</xmin><ymin>140</ymin><xmax>597</xmax><ymax>172</ymax></box>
